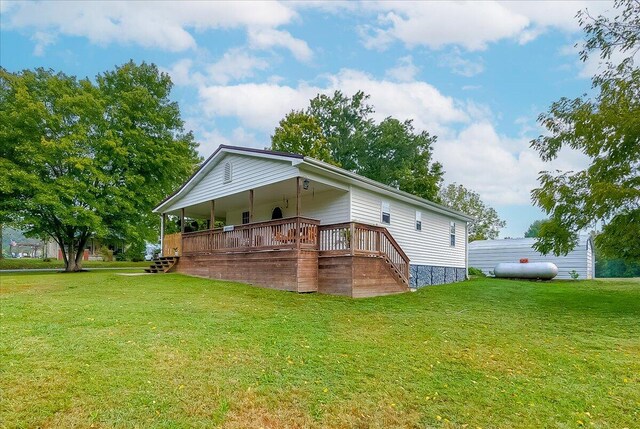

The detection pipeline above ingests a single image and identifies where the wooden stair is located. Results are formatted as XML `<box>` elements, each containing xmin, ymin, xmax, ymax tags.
<box><xmin>144</xmin><ymin>256</ymin><xmax>179</xmax><ymax>273</ymax></box>
<box><xmin>381</xmin><ymin>255</ymin><xmax>409</xmax><ymax>289</ymax></box>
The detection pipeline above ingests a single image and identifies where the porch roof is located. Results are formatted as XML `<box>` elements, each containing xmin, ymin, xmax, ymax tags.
<box><xmin>154</xmin><ymin>145</ymin><xmax>474</xmax><ymax>222</ymax></box>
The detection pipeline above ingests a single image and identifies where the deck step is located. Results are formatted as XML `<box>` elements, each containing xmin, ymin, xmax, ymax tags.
<box><xmin>145</xmin><ymin>256</ymin><xmax>179</xmax><ymax>274</ymax></box>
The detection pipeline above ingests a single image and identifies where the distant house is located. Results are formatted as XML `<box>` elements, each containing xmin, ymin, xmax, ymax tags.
<box><xmin>153</xmin><ymin>145</ymin><xmax>473</xmax><ymax>297</ymax></box>
<box><xmin>469</xmin><ymin>237</ymin><xmax>595</xmax><ymax>280</ymax></box>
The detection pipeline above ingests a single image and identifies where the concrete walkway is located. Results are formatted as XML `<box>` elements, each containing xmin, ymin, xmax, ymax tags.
<box><xmin>0</xmin><ymin>267</ymin><xmax>145</xmax><ymax>273</ymax></box>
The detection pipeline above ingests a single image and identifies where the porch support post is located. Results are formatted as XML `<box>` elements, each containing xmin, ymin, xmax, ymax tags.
<box><xmin>209</xmin><ymin>200</ymin><xmax>215</xmax><ymax>229</ymax></box>
<box><xmin>249</xmin><ymin>189</ymin><xmax>254</xmax><ymax>223</ymax></box>
<box><xmin>160</xmin><ymin>213</ymin><xmax>166</xmax><ymax>256</ymax></box>
<box><xmin>296</xmin><ymin>177</ymin><xmax>301</xmax><ymax>250</ymax></box>
<box><xmin>296</xmin><ymin>177</ymin><xmax>301</xmax><ymax>217</ymax></box>
<box><xmin>180</xmin><ymin>208</ymin><xmax>185</xmax><ymax>234</ymax></box>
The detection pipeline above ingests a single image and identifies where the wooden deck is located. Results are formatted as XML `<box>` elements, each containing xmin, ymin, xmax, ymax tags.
<box><xmin>169</xmin><ymin>217</ymin><xmax>410</xmax><ymax>297</ymax></box>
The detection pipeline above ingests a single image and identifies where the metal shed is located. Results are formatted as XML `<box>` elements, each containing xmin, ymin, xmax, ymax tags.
<box><xmin>469</xmin><ymin>236</ymin><xmax>595</xmax><ymax>280</ymax></box>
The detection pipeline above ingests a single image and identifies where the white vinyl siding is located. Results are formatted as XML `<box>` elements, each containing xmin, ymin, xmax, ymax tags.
<box><xmin>469</xmin><ymin>237</ymin><xmax>594</xmax><ymax>280</ymax></box>
<box><xmin>225</xmin><ymin>189</ymin><xmax>349</xmax><ymax>226</ymax></box>
<box><xmin>350</xmin><ymin>186</ymin><xmax>467</xmax><ymax>268</ymax></box>
<box><xmin>164</xmin><ymin>153</ymin><xmax>298</xmax><ymax>212</ymax></box>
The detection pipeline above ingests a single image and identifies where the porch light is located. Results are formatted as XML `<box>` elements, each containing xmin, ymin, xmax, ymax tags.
<box><xmin>303</xmin><ymin>178</ymin><xmax>310</xmax><ymax>190</ymax></box>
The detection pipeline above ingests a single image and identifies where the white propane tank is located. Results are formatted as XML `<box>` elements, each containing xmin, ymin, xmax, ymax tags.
<box><xmin>494</xmin><ymin>262</ymin><xmax>558</xmax><ymax>280</ymax></box>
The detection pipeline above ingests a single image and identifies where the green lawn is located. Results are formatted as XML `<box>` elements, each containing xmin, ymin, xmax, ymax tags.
<box><xmin>1</xmin><ymin>273</ymin><xmax>638</xmax><ymax>428</ymax></box>
<box><xmin>0</xmin><ymin>258</ymin><xmax>150</xmax><ymax>270</ymax></box>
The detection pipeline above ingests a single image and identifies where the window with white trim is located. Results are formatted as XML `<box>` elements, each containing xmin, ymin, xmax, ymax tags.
<box><xmin>450</xmin><ymin>221</ymin><xmax>456</xmax><ymax>246</ymax></box>
<box><xmin>415</xmin><ymin>211</ymin><xmax>422</xmax><ymax>231</ymax></box>
<box><xmin>381</xmin><ymin>201</ymin><xmax>391</xmax><ymax>224</ymax></box>
<box><xmin>242</xmin><ymin>211</ymin><xmax>250</xmax><ymax>224</ymax></box>
<box><xmin>223</xmin><ymin>162</ymin><xmax>232</xmax><ymax>183</ymax></box>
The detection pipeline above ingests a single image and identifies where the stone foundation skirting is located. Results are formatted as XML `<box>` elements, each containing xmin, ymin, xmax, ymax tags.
<box><xmin>409</xmin><ymin>265</ymin><xmax>467</xmax><ymax>287</ymax></box>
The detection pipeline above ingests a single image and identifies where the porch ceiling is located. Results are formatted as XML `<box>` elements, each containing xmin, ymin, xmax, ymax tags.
<box><xmin>166</xmin><ymin>177</ymin><xmax>344</xmax><ymax>219</ymax></box>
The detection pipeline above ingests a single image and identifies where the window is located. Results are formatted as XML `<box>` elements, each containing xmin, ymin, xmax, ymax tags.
<box><xmin>223</xmin><ymin>162</ymin><xmax>232</xmax><ymax>183</ymax></box>
<box><xmin>242</xmin><ymin>211</ymin><xmax>250</xmax><ymax>224</ymax></box>
<box><xmin>450</xmin><ymin>221</ymin><xmax>456</xmax><ymax>246</ymax></box>
<box><xmin>381</xmin><ymin>201</ymin><xmax>391</xmax><ymax>224</ymax></box>
<box><xmin>415</xmin><ymin>211</ymin><xmax>422</xmax><ymax>231</ymax></box>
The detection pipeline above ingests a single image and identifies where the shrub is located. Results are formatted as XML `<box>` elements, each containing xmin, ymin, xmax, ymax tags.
<box><xmin>469</xmin><ymin>267</ymin><xmax>486</xmax><ymax>277</ymax></box>
<box><xmin>124</xmin><ymin>241</ymin><xmax>146</xmax><ymax>262</ymax></box>
<box><xmin>99</xmin><ymin>246</ymin><xmax>114</xmax><ymax>262</ymax></box>
<box><xmin>569</xmin><ymin>270</ymin><xmax>580</xmax><ymax>280</ymax></box>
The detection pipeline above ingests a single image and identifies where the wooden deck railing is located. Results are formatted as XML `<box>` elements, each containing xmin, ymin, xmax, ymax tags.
<box><xmin>318</xmin><ymin>222</ymin><xmax>410</xmax><ymax>284</ymax></box>
<box><xmin>181</xmin><ymin>217</ymin><xmax>320</xmax><ymax>255</ymax></box>
<box><xmin>179</xmin><ymin>217</ymin><xmax>409</xmax><ymax>284</ymax></box>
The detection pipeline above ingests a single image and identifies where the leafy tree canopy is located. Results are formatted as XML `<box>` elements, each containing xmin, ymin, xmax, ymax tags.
<box><xmin>0</xmin><ymin>61</ymin><xmax>200</xmax><ymax>271</ymax></box>
<box><xmin>531</xmin><ymin>0</ymin><xmax>640</xmax><ymax>261</ymax></box>
<box><xmin>271</xmin><ymin>110</ymin><xmax>333</xmax><ymax>164</ymax></box>
<box><xmin>524</xmin><ymin>219</ymin><xmax>548</xmax><ymax>238</ymax></box>
<box><xmin>439</xmin><ymin>183</ymin><xmax>506</xmax><ymax>241</ymax></box>
<box><xmin>271</xmin><ymin>90</ymin><xmax>443</xmax><ymax>201</ymax></box>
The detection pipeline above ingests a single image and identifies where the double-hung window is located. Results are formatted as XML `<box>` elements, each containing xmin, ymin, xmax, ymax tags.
<box><xmin>415</xmin><ymin>211</ymin><xmax>422</xmax><ymax>231</ymax></box>
<box><xmin>381</xmin><ymin>201</ymin><xmax>391</xmax><ymax>224</ymax></box>
<box><xmin>449</xmin><ymin>221</ymin><xmax>456</xmax><ymax>246</ymax></box>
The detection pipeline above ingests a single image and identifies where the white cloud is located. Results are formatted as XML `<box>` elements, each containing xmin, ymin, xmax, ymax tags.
<box><xmin>357</xmin><ymin>1</ymin><xmax>610</xmax><ymax>52</ymax></box>
<box><xmin>2</xmin><ymin>1</ymin><xmax>299</xmax><ymax>53</ymax></box>
<box><xmin>163</xmin><ymin>59</ymin><xmax>196</xmax><ymax>86</ymax></box>
<box><xmin>439</xmin><ymin>49</ymin><xmax>484</xmax><ymax>77</ymax></box>
<box><xmin>385</xmin><ymin>55</ymin><xmax>419</xmax><ymax>82</ymax></box>
<box><xmin>207</xmin><ymin>49</ymin><xmax>271</xmax><ymax>85</ymax></box>
<box><xmin>197</xmin><ymin>68</ymin><xmax>468</xmax><ymax>135</ymax></box>
<box><xmin>31</xmin><ymin>31</ymin><xmax>56</xmax><ymax>56</ymax></box>
<box><xmin>434</xmin><ymin>122</ymin><xmax>590</xmax><ymax>205</ymax></box>
<box><xmin>247</xmin><ymin>28</ymin><xmax>313</xmax><ymax>62</ymax></box>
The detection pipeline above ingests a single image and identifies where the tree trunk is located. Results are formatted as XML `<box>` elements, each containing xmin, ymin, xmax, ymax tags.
<box><xmin>66</xmin><ymin>233</ymin><xmax>89</xmax><ymax>272</ymax></box>
<box><xmin>0</xmin><ymin>224</ymin><xmax>3</xmax><ymax>259</ymax></box>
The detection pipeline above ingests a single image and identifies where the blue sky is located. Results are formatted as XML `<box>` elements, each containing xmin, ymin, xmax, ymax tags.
<box><xmin>0</xmin><ymin>1</ymin><xmax>611</xmax><ymax>237</ymax></box>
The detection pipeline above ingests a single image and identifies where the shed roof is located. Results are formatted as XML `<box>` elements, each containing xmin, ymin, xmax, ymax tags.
<box><xmin>469</xmin><ymin>236</ymin><xmax>592</xmax><ymax>250</ymax></box>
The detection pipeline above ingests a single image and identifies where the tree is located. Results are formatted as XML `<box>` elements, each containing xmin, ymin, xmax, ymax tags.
<box><xmin>307</xmin><ymin>90</ymin><xmax>374</xmax><ymax>172</ymax></box>
<box><xmin>271</xmin><ymin>110</ymin><xmax>333</xmax><ymax>164</ymax></box>
<box><xmin>0</xmin><ymin>62</ymin><xmax>200</xmax><ymax>271</ymax></box>
<box><xmin>271</xmin><ymin>90</ymin><xmax>444</xmax><ymax>201</ymax></box>
<box><xmin>530</xmin><ymin>0</ymin><xmax>640</xmax><ymax>261</ymax></box>
<box><xmin>524</xmin><ymin>219</ymin><xmax>547</xmax><ymax>238</ymax></box>
<box><xmin>439</xmin><ymin>183</ymin><xmax>506</xmax><ymax>241</ymax></box>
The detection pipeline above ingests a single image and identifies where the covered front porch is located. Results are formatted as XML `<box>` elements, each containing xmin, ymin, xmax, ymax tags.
<box><xmin>160</xmin><ymin>175</ymin><xmax>347</xmax><ymax>254</ymax></box>
<box><xmin>157</xmin><ymin>176</ymin><xmax>409</xmax><ymax>297</ymax></box>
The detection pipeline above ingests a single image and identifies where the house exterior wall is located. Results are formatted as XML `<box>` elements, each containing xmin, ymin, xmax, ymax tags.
<box><xmin>349</xmin><ymin>185</ymin><xmax>467</xmax><ymax>268</ymax></box>
<box><xmin>225</xmin><ymin>189</ymin><xmax>350</xmax><ymax>226</ymax></box>
<box><xmin>469</xmin><ymin>238</ymin><xmax>593</xmax><ymax>280</ymax></box>
<box><xmin>163</xmin><ymin>153</ymin><xmax>299</xmax><ymax>213</ymax></box>
<box><xmin>348</xmin><ymin>185</ymin><xmax>468</xmax><ymax>287</ymax></box>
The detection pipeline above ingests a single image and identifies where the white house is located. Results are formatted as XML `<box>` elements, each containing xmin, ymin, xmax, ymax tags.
<box><xmin>153</xmin><ymin>145</ymin><xmax>473</xmax><ymax>297</ymax></box>
<box><xmin>469</xmin><ymin>237</ymin><xmax>595</xmax><ymax>280</ymax></box>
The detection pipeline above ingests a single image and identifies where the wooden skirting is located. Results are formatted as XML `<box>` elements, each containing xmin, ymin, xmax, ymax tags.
<box><xmin>318</xmin><ymin>254</ymin><xmax>409</xmax><ymax>298</ymax></box>
<box><xmin>176</xmin><ymin>249</ymin><xmax>318</xmax><ymax>293</ymax></box>
<box><xmin>176</xmin><ymin>250</ymin><xmax>408</xmax><ymax>297</ymax></box>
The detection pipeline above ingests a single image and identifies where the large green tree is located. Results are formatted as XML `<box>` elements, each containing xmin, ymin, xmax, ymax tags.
<box><xmin>271</xmin><ymin>90</ymin><xmax>443</xmax><ymax>201</ymax></box>
<box><xmin>0</xmin><ymin>62</ymin><xmax>200</xmax><ymax>271</ymax></box>
<box><xmin>524</xmin><ymin>219</ymin><xmax>547</xmax><ymax>238</ymax></box>
<box><xmin>439</xmin><ymin>183</ymin><xmax>506</xmax><ymax>241</ymax></box>
<box><xmin>271</xmin><ymin>110</ymin><xmax>333</xmax><ymax>164</ymax></box>
<box><xmin>531</xmin><ymin>0</ymin><xmax>640</xmax><ymax>261</ymax></box>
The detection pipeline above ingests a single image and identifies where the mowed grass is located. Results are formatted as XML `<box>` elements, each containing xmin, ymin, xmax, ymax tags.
<box><xmin>0</xmin><ymin>259</ymin><xmax>151</xmax><ymax>270</ymax></box>
<box><xmin>0</xmin><ymin>273</ymin><xmax>638</xmax><ymax>428</ymax></box>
